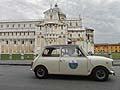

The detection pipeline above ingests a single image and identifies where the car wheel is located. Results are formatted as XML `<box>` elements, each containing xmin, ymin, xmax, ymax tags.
<box><xmin>92</xmin><ymin>67</ymin><xmax>109</xmax><ymax>81</ymax></box>
<box><xmin>34</xmin><ymin>66</ymin><xmax>48</xmax><ymax>79</ymax></box>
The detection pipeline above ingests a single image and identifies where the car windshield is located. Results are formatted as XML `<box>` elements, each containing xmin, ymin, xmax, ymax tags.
<box><xmin>61</xmin><ymin>46</ymin><xmax>86</xmax><ymax>57</ymax></box>
<box><xmin>78</xmin><ymin>46</ymin><xmax>89</xmax><ymax>56</ymax></box>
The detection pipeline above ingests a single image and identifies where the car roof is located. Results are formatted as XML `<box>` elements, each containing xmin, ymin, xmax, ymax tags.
<box><xmin>45</xmin><ymin>45</ymin><xmax>79</xmax><ymax>48</ymax></box>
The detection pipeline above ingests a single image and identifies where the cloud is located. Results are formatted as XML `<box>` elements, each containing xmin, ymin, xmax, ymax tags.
<box><xmin>0</xmin><ymin>0</ymin><xmax>119</xmax><ymax>43</ymax></box>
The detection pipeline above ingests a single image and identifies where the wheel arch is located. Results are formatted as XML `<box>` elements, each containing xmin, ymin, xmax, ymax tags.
<box><xmin>90</xmin><ymin>65</ymin><xmax>109</xmax><ymax>75</ymax></box>
<box><xmin>34</xmin><ymin>65</ymin><xmax>48</xmax><ymax>73</ymax></box>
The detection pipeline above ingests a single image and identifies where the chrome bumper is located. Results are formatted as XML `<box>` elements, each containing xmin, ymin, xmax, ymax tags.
<box><xmin>109</xmin><ymin>70</ymin><xmax>115</xmax><ymax>76</ymax></box>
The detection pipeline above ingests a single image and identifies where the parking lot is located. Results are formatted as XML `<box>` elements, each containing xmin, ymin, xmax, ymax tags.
<box><xmin>0</xmin><ymin>65</ymin><xmax>120</xmax><ymax>90</ymax></box>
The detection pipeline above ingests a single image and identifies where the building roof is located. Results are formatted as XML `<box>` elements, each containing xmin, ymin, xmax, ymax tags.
<box><xmin>45</xmin><ymin>45</ymin><xmax>79</xmax><ymax>48</ymax></box>
<box><xmin>95</xmin><ymin>43</ymin><xmax>120</xmax><ymax>46</ymax></box>
<box><xmin>0</xmin><ymin>19</ymin><xmax>43</xmax><ymax>23</ymax></box>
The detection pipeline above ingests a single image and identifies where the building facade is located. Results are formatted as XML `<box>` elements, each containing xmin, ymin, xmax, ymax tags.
<box><xmin>95</xmin><ymin>43</ymin><xmax>120</xmax><ymax>53</ymax></box>
<box><xmin>0</xmin><ymin>4</ymin><xmax>94</xmax><ymax>56</ymax></box>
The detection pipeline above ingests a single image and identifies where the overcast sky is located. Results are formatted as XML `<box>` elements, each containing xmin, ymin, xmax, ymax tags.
<box><xmin>0</xmin><ymin>0</ymin><xmax>120</xmax><ymax>44</ymax></box>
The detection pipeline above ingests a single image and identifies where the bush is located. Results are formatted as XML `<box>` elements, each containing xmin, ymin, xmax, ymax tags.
<box><xmin>0</xmin><ymin>54</ymin><xmax>35</xmax><ymax>60</ymax></box>
<box><xmin>1</xmin><ymin>54</ymin><xmax>10</xmax><ymax>60</ymax></box>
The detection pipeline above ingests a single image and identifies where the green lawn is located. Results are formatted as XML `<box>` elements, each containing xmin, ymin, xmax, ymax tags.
<box><xmin>111</xmin><ymin>53</ymin><xmax>120</xmax><ymax>59</ymax></box>
<box><xmin>95</xmin><ymin>53</ymin><xmax>120</xmax><ymax>59</ymax></box>
<box><xmin>24</xmin><ymin>54</ymin><xmax>34</xmax><ymax>60</ymax></box>
<box><xmin>1</xmin><ymin>53</ymin><xmax>120</xmax><ymax>60</ymax></box>
<box><xmin>12</xmin><ymin>54</ymin><xmax>21</xmax><ymax>60</ymax></box>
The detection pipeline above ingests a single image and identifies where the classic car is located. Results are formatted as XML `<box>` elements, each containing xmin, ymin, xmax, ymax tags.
<box><xmin>31</xmin><ymin>45</ymin><xmax>115</xmax><ymax>81</ymax></box>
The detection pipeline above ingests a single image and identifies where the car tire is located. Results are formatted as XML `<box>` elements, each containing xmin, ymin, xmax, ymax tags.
<box><xmin>34</xmin><ymin>66</ymin><xmax>48</xmax><ymax>79</ymax></box>
<box><xmin>92</xmin><ymin>67</ymin><xmax>109</xmax><ymax>81</ymax></box>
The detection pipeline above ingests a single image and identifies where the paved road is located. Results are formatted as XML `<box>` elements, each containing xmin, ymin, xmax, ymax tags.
<box><xmin>0</xmin><ymin>66</ymin><xmax>120</xmax><ymax>90</ymax></box>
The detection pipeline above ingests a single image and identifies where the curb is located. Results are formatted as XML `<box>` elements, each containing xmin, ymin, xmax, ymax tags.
<box><xmin>0</xmin><ymin>63</ymin><xmax>31</xmax><ymax>66</ymax></box>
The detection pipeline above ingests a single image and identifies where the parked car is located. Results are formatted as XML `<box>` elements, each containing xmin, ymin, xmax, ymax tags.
<box><xmin>31</xmin><ymin>45</ymin><xmax>115</xmax><ymax>81</ymax></box>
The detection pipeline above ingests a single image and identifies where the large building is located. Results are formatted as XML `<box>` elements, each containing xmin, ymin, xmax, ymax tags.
<box><xmin>95</xmin><ymin>43</ymin><xmax>120</xmax><ymax>53</ymax></box>
<box><xmin>0</xmin><ymin>4</ymin><xmax>94</xmax><ymax>56</ymax></box>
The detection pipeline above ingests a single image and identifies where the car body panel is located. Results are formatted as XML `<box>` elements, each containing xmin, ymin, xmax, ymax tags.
<box><xmin>87</xmin><ymin>56</ymin><xmax>114</xmax><ymax>75</ymax></box>
<box><xmin>59</xmin><ymin>57</ymin><xmax>88</xmax><ymax>75</ymax></box>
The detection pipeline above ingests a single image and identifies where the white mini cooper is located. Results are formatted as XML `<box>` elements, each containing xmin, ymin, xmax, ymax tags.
<box><xmin>31</xmin><ymin>45</ymin><xmax>115</xmax><ymax>81</ymax></box>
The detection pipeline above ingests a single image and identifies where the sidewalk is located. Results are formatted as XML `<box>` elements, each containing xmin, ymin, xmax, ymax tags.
<box><xmin>0</xmin><ymin>59</ymin><xmax>120</xmax><ymax>66</ymax></box>
<box><xmin>0</xmin><ymin>60</ymin><xmax>33</xmax><ymax>66</ymax></box>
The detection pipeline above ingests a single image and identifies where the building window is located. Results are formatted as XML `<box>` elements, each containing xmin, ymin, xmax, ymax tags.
<box><xmin>70</xmin><ymin>34</ymin><xmax>72</xmax><ymax>37</ymax></box>
<box><xmin>12</xmin><ymin>24</ymin><xmax>15</xmax><ymax>27</ymax></box>
<box><xmin>3</xmin><ymin>32</ymin><xmax>5</xmax><ymax>36</ymax></box>
<box><xmin>1</xmin><ymin>25</ymin><xmax>3</xmax><ymax>28</ymax></box>
<box><xmin>70</xmin><ymin>22</ymin><xmax>72</xmax><ymax>26</ymax></box>
<box><xmin>78</xmin><ymin>34</ymin><xmax>80</xmax><ymax>37</ymax></box>
<box><xmin>14</xmin><ymin>41</ymin><xmax>16</xmax><ymax>44</ymax></box>
<box><xmin>55</xmin><ymin>26</ymin><xmax>57</xmax><ymax>29</ymax></box>
<box><xmin>30</xmin><ymin>40</ymin><xmax>33</xmax><ymax>44</ymax></box>
<box><xmin>40</xmin><ymin>26</ymin><xmax>41</xmax><ymax>30</ymax></box>
<box><xmin>49</xmin><ymin>25</ymin><xmax>52</xmax><ymax>28</ymax></box>
<box><xmin>12</xmin><ymin>32</ymin><xmax>13</xmax><ymax>36</ymax></box>
<box><xmin>88</xmin><ymin>35</ymin><xmax>90</xmax><ymax>40</ymax></box>
<box><xmin>50</xmin><ymin>15</ymin><xmax>53</xmax><ymax>20</ymax></box>
<box><xmin>24</xmin><ymin>24</ymin><xmax>26</xmax><ymax>27</ymax></box>
<box><xmin>18</xmin><ymin>24</ymin><xmax>20</xmax><ymax>27</ymax></box>
<box><xmin>76</xmin><ymin>22</ymin><xmax>78</xmax><ymax>26</ymax></box>
<box><xmin>6</xmin><ymin>41</ymin><xmax>8</xmax><ymax>44</ymax></box>
<box><xmin>29</xmin><ymin>24</ymin><xmax>32</xmax><ymax>27</ymax></box>
<box><xmin>22</xmin><ymin>41</ymin><xmax>24</xmax><ymax>44</ymax></box>
<box><xmin>7</xmin><ymin>24</ymin><xmax>9</xmax><ymax>28</ymax></box>
<box><xmin>115</xmin><ymin>50</ymin><xmax>118</xmax><ymax>53</ymax></box>
<box><xmin>61</xmin><ymin>25</ymin><xmax>63</xmax><ymax>30</ymax></box>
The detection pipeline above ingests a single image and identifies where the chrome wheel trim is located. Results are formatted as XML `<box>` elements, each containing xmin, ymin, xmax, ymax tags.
<box><xmin>96</xmin><ymin>69</ymin><xmax>106</xmax><ymax>80</ymax></box>
<box><xmin>36</xmin><ymin>68</ymin><xmax>45</xmax><ymax>78</ymax></box>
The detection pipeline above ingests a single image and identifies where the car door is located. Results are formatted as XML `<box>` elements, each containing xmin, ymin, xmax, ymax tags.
<box><xmin>41</xmin><ymin>47</ymin><xmax>60</xmax><ymax>74</ymax></box>
<box><xmin>59</xmin><ymin>46</ymin><xmax>88</xmax><ymax>75</ymax></box>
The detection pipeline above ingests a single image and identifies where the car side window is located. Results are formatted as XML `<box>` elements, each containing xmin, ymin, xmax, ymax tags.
<box><xmin>42</xmin><ymin>48</ymin><xmax>60</xmax><ymax>57</ymax></box>
<box><xmin>61</xmin><ymin>47</ymin><xmax>84</xmax><ymax>57</ymax></box>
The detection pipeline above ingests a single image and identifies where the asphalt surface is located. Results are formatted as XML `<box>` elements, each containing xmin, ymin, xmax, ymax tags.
<box><xmin>0</xmin><ymin>60</ymin><xmax>32</xmax><ymax>66</ymax></box>
<box><xmin>0</xmin><ymin>65</ymin><xmax>120</xmax><ymax>90</ymax></box>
